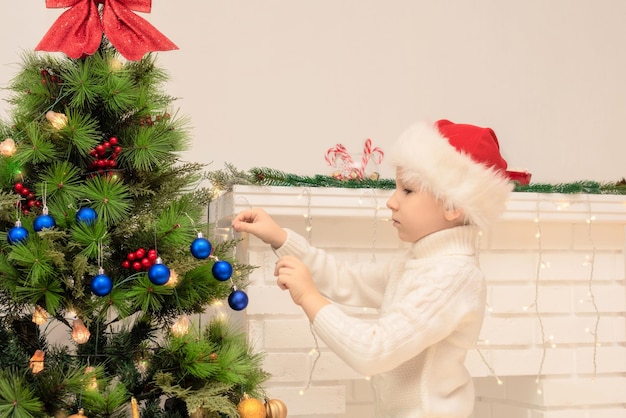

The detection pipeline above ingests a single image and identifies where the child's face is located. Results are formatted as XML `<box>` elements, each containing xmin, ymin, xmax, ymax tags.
<box><xmin>386</xmin><ymin>170</ymin><xmax>452</xmax><ymax>243</ymax></box>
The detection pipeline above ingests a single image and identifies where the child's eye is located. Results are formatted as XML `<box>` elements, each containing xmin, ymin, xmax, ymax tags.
<box><xmin>403</xmin><ymin>188</ymin><xmax>413</xmax><ymax>194</ymax></box>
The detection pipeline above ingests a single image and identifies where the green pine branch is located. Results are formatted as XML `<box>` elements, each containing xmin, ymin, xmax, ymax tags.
<box><xmin>155</xmin><ymin>374</ymin><xmax>237</xmax><ymax>418</ymax></box>
<box><xmin>82</xmin><ymin>175</ymin><xmax>132</xmax><ymax>226</ymax></box>
<box><xmin>249</xmin><ymin>166</ymin><xmax>397</xmax><ymax>189</ymax></box>
<box><xmin>513</xmin><ymin>179</ymin><xmax>626</xmax><ymax>194</ymax></box>
<box><xmin>127</xmin><ymin>275</ymin><xmax>175</xmax><ymax>314</ymax></box>
<box><xmin>0</xmin><ymin>370</ymin><xmax>43</xmax><ymax>418</ymax></box>
<box><xmin>61</xmin><ymin>110</ymin><xmax>103</xmax><ymax>157</ymax></box>
<box><xmin>7</xmin><ymin>52</ymin><xmax>66</xmax><ymax>116</ymax></box>
<box><xmin>38</xmin><ymin>161</ymin><xmax>83</xmax><ymax>205</ymax></box>
<box><xmin>62</xmin><ymin>57</ymin><xmax>106</xmax><ymax>110</ymax></box>
<box><xmin>153</xmin><ymin>319</ymin><xmax>269</xmax><ymax>417</ymax></box>
<box><xmin>16</xmin><ymin>123</ymin><xmax>59</xmax><ymax>165</ymax></box>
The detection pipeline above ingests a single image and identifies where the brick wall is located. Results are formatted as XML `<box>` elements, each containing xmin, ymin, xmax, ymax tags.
<box><xmin>211</xmin><ymin>186</ymin><xmax>626</xmax><ymax>417</ymax></box>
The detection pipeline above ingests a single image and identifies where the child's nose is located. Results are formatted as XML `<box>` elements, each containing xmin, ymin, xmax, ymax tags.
<box><xmin>386</xmin><ymin>194</ymin><xmax>397</xmax><ymax>210</ymax></box>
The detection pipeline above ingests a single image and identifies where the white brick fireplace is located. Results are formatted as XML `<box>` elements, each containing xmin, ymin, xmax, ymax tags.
<box><xmin>210</xmin><ymin>185</ymin><xmax>626</xmax><ymax>418</ymax></box>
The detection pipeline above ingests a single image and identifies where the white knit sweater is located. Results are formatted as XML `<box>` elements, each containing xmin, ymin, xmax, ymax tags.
<box><xmin>275</xmin><ymin>225</ymin><xmax>486</xmax><ymax>418</ymax></box>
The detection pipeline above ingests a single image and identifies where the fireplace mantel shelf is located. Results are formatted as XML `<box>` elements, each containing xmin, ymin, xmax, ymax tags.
<box><xmin>211</xmin><ymin>185</ymin><xmax>626</xmax><ymax>224</ymax></box>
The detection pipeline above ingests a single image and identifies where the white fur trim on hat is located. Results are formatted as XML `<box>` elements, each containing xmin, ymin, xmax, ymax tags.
<box><xmin>389</xmin><ymin>121</ymin><xmax>514</xmax><ymax>230</ymax></box>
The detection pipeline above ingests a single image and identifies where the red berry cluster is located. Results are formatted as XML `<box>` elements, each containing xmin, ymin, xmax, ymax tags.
<box><xmin>24</xmin><ymin>69</ymin><xmax>63</xmax><ymax>96</ymax></box>
<box><xmin>89</xmin><ymin>136</ymin><xmax>122</xmax><ymax>172</ymax></box>
<box><xmin>13</xmin><ymin>182</ymin><xmax>41</xmax><ymax>215</ymax></box>
<box><xmin>121</xmin><ymin>248</ymin><xmax>158</xmax><ymax>271</ymax></box>
<box><xmin>40</xmin><ymin>68</ymin><xmax>63</xmax><ymax>85</ymax></box>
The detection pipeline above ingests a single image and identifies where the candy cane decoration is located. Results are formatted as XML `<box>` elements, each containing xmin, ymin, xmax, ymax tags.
<box><xmin>325</xmin><ymin>144</ymin><xmax>353</xmax><ymax>167</ymax></box>
<box><xmin>325</xmin><ymin>144</ymin><xmax>358</xmax><ymax>179</ymax></box>
<box><xmin>360</xmin><ymin>138</ymin><xmax>384</xmax><ymax>178</ymax></box>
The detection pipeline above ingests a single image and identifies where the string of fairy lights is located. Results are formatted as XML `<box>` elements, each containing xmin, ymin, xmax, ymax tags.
<box><xmin>532</xmin><ymin>197</ymin><xmax>548</xmax><ymax>391</ymax></box>
<box><xmin>583</xmin><ymin>195</ymin><xmax>600</xmax><ymax>382</ymax></box>
<box><xmin>528</xmin><ymin>195</ymin><xmax>600</xmax><ymax>391</ymax></box>
<box><xmin>296</xmin><ymin>189</ymin><xmax>320</xmax><ymax>395</ymax></box>
<box><xmin>29</xmin><ymin>181</ymin><xmax>612</xmax><ymax>410</ymax></box>
<box><xmin>223</xmin><ymin>186</ymin><xmax>614</xmax><ymax>396</ymax></box>
<box><xmin>481</xmin><ymin>194</ymin><xmax>603</xmax><ymax>393</ymax></box>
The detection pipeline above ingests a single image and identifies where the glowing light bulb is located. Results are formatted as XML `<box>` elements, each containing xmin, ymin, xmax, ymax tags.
<box><xmin>165</xmin><ymin>269</ymin><xmax>179</xmax><ymax>287</ymax></box>
<box><xmin>108</xmin><ymin>56</ymin><xmax>124</xmax><ymax>72</ymax></box>
<box><xmin>0</xmin><ymin>138</ymin><xmax>16</xmax><ymax>156</ymax></box>
<box><xmin>171</xmin><ymin>316</ymin><xmax>190</xmax><ymax>337</ymax></box>
<box><xmin>32</xmin><ymin>305</ymin><xmax>49</xmax><ymax>325</ymax></box>
<box><xmin>45</xmin><ymin>110</ymin><xmax>68</xmax><ymax>129</ymax></box>
<box><xmin>72</xmin><ymin>318</ymin><xmax>90</xmax><ymax>344</ymax></box>
<box><xmin>84</xmin><ymin>366</ymin><xmax>98</xmax><ymax>390</ymax></box>
<box><xmin>30</xmin><ymin>350</ymin><xmax>45</xmax><ymax>373</ymax></box>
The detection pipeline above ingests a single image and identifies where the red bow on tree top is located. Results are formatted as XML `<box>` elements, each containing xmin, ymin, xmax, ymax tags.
<box><xmin>36</xmin><ymin>0</ymin><xmax>178</xmax><ymax>61</ymax></box>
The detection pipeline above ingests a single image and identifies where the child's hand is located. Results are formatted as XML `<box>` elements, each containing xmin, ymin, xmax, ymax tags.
<box><xmin>274</xmin><ymin>255</ymin><xmax>315</xmax><ymax>305</ymax></box>
<box><xmin>232</xmin><ymin>208</ymin><xmax>287</xmax><ymax>249</ymax></box>
<box><xmin>275</xmin><ymin>255</ymin><xmax>330</xmax><ymax>321</ymax></box>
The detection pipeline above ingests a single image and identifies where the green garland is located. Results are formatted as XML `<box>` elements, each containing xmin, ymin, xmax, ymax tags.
<box><xmin>249</xmin><ymin>167</ymin><xmax>397</xmax><ymax>189</ymax></box>
<box><xmin>207</xmin><ymin>165</ymin><xmax>626</xmax><ymax>195</ymax></box>
<box><xmin>513</xmin><ymin>181</ymin><xmax>626</xmax><ymax>195</ymax></box>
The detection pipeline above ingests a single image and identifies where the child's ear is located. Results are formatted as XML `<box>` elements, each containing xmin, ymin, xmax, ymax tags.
<box><xmin>443</xmin><ymin>207</ymin><xmax>464</xmax><ymax>222</ymax></box>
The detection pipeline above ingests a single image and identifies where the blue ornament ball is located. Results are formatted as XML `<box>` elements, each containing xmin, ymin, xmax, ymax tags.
<box><xmin>148</xmin><ymin>263</ymin><xmax>171</xmax><ymax>285</ymax></box>
<box><xmin>228</xmin><ymin>289</ymin><xmax>249</xmax><ymax>311</ymax></box>
<box><xmin>7</xmin><ymin>226</ymin><xmax>29</xmax><ymax>245</ymax></box>
<box><xmin>76</xmin><ymin>207</ymin><xmax>97</xmax><ymax>225</ymax></box>
<box><xmin>212</xmin><ymin>260</ymin><xmax>233</xmax><ymax>281</ymax></box>
<box><xmin>33</xmin><ymin>214</ymin><xmax>56</xmax><ymax>232</ymax></box>
<box><xmin>91</xmin><ymin>273</ymin><xmax>113</xmax><ymax>297</ymax></box>
<box><xmin>190</xmin><ymin>237</ymin><xmax>212</xmax><ymax>259</ymax></box>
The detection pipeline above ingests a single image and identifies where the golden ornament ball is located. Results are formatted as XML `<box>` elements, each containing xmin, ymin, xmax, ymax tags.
<box><xmin>68</xmin><ymin>409</ymin><xmax>87</xmax><ymax>418</ymax></box>
<box><xmin>265</xmin><ymin>397</ymin><xmax>288</xmax><ymax>418</ymax></box>
<box><xmin>237</xmin><ymin>393</ymin><xmax>266</xmax><ymax>418</ymax></box>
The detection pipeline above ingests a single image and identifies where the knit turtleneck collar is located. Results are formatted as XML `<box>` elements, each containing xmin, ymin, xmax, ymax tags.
<box><xmin>409</xmin><ymin>225</ymin><xmax>480</xmax><ymax>259</ymax></box>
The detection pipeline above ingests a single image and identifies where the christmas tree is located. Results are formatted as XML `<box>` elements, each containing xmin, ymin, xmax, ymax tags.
<box><xmin>0</xmin><ymin>2</ymin><xmax>270</xmax><ymax>417</ymax></box>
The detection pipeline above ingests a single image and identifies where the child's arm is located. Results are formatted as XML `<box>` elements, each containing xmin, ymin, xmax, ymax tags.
<box><xmin>276</xmin><ymin>228</ymin><xmax>391</xmax><ymax>308</ymax></box>
<box><xmin>234</xmin><ymin>208</ymin><xmax>390</xmax><ymax>308</ymax></box>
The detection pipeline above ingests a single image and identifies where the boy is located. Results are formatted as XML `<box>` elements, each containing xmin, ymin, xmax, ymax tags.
<box><xmin>232</xmin><ymin>119</ymin><xmax>513</xmax><ymax>417</ymax></box>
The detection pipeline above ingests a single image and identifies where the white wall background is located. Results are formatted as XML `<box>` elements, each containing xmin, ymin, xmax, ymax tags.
<box><xmin>1</xmin><ymin>1</ymin><xmax>625</xmax><ymax>183</ymax></box>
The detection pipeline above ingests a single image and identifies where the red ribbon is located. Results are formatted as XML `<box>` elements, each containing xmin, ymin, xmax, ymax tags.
<box><xmin>36</xmin><ymin>0</ymin><xmax>178</xmax><ymax>61</ymax></box>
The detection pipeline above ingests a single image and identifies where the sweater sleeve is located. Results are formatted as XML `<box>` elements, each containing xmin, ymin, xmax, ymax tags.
<box><xmin>275</xmin><ymin>229</ymin><xmax>392</xmax><ymax>309</ymax></box>
<box><xmin>311</xmin><ymin>258</ymin><xmax>484</xmax><ymax>377</ymax></box>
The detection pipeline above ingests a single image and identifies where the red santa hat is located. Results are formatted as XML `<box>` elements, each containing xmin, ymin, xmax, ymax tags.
<box><xmin>389</xmin><ymin>119</ymin><xmax>514</xmax><ymax>230</ymax></box>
